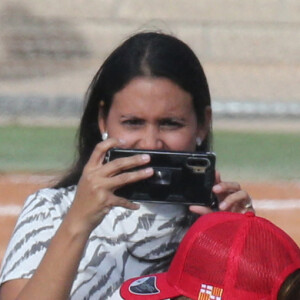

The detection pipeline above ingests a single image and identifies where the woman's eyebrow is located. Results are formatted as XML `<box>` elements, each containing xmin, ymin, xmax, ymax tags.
<box><xmin>159</xmin><ymin>117</ymin><xmax>186</xmax><ymax>122</ymax></box>
<box><xmin>120</xmin><ymin>114</ymin><xmax>141</xmax><ymax>119</ymax></box>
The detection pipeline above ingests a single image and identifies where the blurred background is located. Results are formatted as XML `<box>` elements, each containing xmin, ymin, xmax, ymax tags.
<box><xmin>0</xmin><ymin>0</ymin><xmax>300</xmax><ymax>259</ymax></box>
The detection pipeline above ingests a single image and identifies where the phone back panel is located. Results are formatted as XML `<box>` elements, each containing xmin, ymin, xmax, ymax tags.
<box><xmin>106</xmin><ymin>148</ymin><xmax>216</xmax><ymax>206</ymax></box>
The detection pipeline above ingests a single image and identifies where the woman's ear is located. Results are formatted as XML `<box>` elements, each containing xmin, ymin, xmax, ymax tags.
<box><xmin>204</xmin><ymin>106</ymin><xmax>212</xmax><ymax>132</ymax></box>
<box><xmin>197</xmin><ymin>106</ymin><xmax>212</xmax><ymax>140</ymax></box>
<box><xmin>98</xmin><ymin>104</ymin><xmax>106</xmax><ymax>134</ymax></box>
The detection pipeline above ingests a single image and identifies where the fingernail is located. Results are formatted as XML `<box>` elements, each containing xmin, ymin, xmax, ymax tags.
<box><xmin>144</xmin><ymin>167</ymin><xmax>153</xmax><ymax>174</ymax></box>
<box><xmin>219</xmin><ymin>202</ymin><xmax>227</xmax><ymax>210</ymax></box>
<box><xmin>213</xmin><ymin>185</ymin><xmax>222</xmax><ymax>192</ymax></box>
<box><xmin>141</xmin><ymin>154</ymin><xmax>150</xmax><ymax>161</ymax></box>
<box><xmin>132</xmin><ymin>203</ymin><xmax>140</xmax><ymax>210</ymax></box>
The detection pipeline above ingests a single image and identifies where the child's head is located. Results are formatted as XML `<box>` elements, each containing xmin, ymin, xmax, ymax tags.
<box><xmin>121</xmin><ymin>211</ymin><xmax>300</xmax><ymax>300</ymax></box>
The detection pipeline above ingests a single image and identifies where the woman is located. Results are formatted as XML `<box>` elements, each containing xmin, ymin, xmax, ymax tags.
<box><xmin>0</xmin><ymin>31</ymin><xmax>253</xmax><ymax>300</ymax></box>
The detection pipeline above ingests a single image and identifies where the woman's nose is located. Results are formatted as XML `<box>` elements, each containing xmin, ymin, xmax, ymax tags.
<box><xmin>138</xmin><ymin>127</ymin><xmax>164</xmax><ymax>150</ymax></box>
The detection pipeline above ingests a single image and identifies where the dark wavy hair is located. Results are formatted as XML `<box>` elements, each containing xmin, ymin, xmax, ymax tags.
<box><xmin>278</xmin><ymin>269</ymin><xmax>300</xmax><ymax>300</ymax></box>
<box><xmin>55</xmin><ymin>31</ymin><xmax>212</xmax><ymax>188</ymax></box>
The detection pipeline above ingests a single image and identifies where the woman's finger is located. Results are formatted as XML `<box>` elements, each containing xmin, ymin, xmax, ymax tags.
<box><xmin>97</xmin><ymin>193</ymin><xmax>140</xmax><ymax>213</ymax></box>
<box><xmin>213</xmin><ymin>181</ymin><xmax>241</xmax><ymax>195</ymax></box>
<box><xmin>213</xmin><ymin>181</ymin><xmax>242</xmax><ymax>204</ymax></box>
<box><xmin>112</xmin><ymin>197</ymin><xmax>140</xmax><ymax>211</ymax></box>
<box><xmin>218</xmin><ymin>190</ymin><xmax>253</xmax><ymax>213</ymax></box>
<box><xmin>86</xmin><ymin>138</ymin><xmax>125</xmax><ymax>167</ymax></box>
<box><xmin>100</xmin><ymin>153</ymin><xmax>151</xmax><ymax>177</ymax></box>
<box><xmin>100</xmin><ymin>166</ymin><xmax>154</xmax><ymax>190</ymax></box>
<box><xmin>189</xmin><ymin>205</ymin><xmax>213</xmax><ymax>215</ymax></box>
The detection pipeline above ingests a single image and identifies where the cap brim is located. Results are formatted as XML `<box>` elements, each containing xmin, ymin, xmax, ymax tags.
<box><xmin>120</xmin><ymin>272</ymin><xmax>181</xmax><ymax>300</ymax></box>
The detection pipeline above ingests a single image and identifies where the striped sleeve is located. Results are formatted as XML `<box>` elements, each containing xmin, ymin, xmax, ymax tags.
<box><xmin>0</xmin><ymin>190</ymin><xmax>59</xmax><ymax>283</ymax></box>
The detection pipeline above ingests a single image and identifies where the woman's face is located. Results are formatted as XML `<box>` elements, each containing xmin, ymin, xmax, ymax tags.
<box><xmin>99</xmin><ymin>77</ymin><xmax>210</xmax><ymax>152</ymax></box>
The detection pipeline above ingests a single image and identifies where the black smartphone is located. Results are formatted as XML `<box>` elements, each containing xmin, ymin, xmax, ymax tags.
<box><xmin>105</xmin><ymin>148</ymin><xmax>217</xmax><ymax>207</ymax></box>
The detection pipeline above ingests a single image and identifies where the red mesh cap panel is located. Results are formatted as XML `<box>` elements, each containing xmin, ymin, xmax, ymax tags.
<box><xmin>235</xmin><ymin>218</ymin><xmax>300</xmax><ymax>299</ymax></box>
<box><xmin>176</xmin><ymin>220</ymin><xmax>242</xmax><ymax>297</ymax></box>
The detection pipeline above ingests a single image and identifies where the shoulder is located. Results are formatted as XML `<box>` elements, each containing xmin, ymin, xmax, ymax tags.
<box><xmin>10</xmin><ymin>185</ymin><xmax>77</xmax><ymax>239</ymax></box>
<box><xmin>26</xmin><ymin>185</ymin><xmax>76</xmax><ymax>203</ymax></box>
<box><xmin>22</xmin><ymin>185</ymin><xmax>77</xmax><ymax>215</ymax></box>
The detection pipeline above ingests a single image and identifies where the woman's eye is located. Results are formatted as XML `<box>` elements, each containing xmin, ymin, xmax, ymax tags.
<box><xmin>122</xmin><ymin>119</ymin><xmax>144</xmax><ymax>127</ymax></box>
<box><xmin>159</xmin><ymin>119</ymin><xmax>184</xmax><ymax>129</ymax></box>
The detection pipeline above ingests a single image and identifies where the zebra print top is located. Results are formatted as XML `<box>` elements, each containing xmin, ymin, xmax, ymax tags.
<box><xmin>0</xmin><ymin>186</ymin><xmax>190</xmax><ymax>299</ymax></box>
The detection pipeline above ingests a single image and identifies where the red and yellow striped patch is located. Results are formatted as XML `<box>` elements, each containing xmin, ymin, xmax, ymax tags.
<box><xmin>198</xmin><ymin>284</ymin><xmax>223</xmax><ymax>300</ymax></box>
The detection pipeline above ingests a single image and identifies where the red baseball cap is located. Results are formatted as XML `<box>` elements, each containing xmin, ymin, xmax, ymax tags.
<box><xmin>120</xmin><ymin>211</ymin><xmax>300</xmax><ymax>300</ymax></box>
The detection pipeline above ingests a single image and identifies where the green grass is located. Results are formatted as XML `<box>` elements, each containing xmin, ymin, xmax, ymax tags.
<box><xmin>214</xmin><ymin>131</ymin><xmax>300</xmax><ymax>181</ymax></box>
<box><xmin>1</xmin><ymin>126</ymin><xmax>300</xmax><ymax>181</ymax></box>
<box><xmin>0</xmin><ymin>126</ymin><xmax>77</xmax><ymax>172</ymax></box>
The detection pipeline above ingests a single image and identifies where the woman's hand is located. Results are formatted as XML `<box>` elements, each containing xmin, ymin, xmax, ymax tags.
<box><xmin>68</xmin><ymin>138</ymin><xmax>154</xmax><ymax>233</ymax></box>
<box><xmin>189</xmin><ymin>171</ymin><xmax>254</xmax><ymax>216</ymax></box>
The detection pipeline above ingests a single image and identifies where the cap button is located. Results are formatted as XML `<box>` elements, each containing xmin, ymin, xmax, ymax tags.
<box><xmin>245</xmin><ymin>212</ymin><xmax>255</xmax><ymax>217</ymax></box>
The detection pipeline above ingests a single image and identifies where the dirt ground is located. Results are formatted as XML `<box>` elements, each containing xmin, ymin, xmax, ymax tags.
<box><xmin>1</xmin><ymin>173</ymin><xmax>300</xmax><ymax>263</ymax></box>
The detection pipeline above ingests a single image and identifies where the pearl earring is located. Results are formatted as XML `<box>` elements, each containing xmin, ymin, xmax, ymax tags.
<box><xmin>102</xmin><ymin>132</ymin><xmax>108</xmax><ymax>141</ymax></box>
<box><xmin>196</xmin><ymin>137</ymin><xmax>202</xmax><ymax>147</ymax></box>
